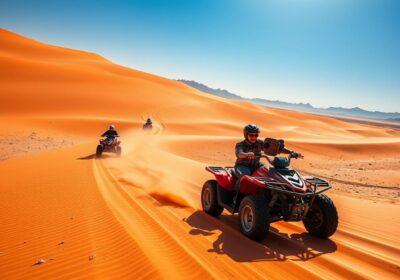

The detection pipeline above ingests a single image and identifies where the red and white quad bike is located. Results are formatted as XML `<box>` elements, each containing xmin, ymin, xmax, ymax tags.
<box><xmin>201</xmin><ymin>138</ymin><xmax>338</xmax><ymax>241</ymax></box>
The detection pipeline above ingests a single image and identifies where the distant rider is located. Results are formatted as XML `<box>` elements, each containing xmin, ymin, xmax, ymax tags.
<box><xmin>101</xmin><ymin>124</ymin><xmax>119</xmax><ymax>144</ymax></box>
<box><xmin>143</xmin><ymin>118</ymin><xmax>153</xmax><ymax>128</ymax></box>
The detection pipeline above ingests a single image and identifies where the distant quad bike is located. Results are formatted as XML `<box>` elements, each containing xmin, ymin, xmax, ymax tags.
<box><xmin>202</xmin><ymin>138</ymin><xmax>338</xmax><ymax>241</ymax></box>
<box><xmin>96</xmin><ymin>135</ymin><xmax>121</xmax><ymax>157</ymax></box>
<box><xmin>143</xmin><ymin>123</ymin><xmax>153</xmax><ymax>130</ymax></box>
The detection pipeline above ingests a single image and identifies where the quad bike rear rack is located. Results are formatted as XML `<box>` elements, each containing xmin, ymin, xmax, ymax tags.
<box><xmin>206</xmin><ymin>166</ymin><xmax>231</xmax><ymax>173</ymax></box>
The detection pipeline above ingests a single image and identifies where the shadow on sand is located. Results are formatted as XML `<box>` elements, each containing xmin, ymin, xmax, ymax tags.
<box><xmin>77</xmin><ymin>154</ymin><xmax>115</xmax><ymax>160</ymax></box>
<box><xmin>184</xmin><ymin>211</ymin><xmax>337</xmax><ymax>262</ymax></box>
<box><xmin>77</xmin><ymin>154</ymin><xmax>97</xmax><ymax>160</ymax></box>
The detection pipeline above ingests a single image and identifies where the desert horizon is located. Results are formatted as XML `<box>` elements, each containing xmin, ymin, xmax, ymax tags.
<box><xmin>0</xmin><ymin>27</ymin><xmax>399</xmax><ymax>279</ymax></box>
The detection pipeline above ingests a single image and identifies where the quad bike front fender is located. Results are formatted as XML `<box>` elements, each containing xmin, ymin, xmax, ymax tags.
<box><xmin>238</xmin><ymin>175</ymin><xmax>265</xmax><ymax>194</ymax></box>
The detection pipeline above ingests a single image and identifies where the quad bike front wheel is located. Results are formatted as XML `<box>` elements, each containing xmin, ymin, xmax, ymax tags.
<box><xmin>201</xmin><ymin>180</ymin><xmax>224</xmax><ymax>217</ymax></box>
<box><xmin>239</xmin><ymin>195</ymin><xmax>270</xmax><ymax>241</ymax></box>
<box><xmin>303</xmin><ymin>194</ymin><xmax>338</xmax><ymax>238</ymax></box>
<box><xmin>96</xmin><ymin>145</ymin><xmax>103</xmax><ymax>157</ymax></box>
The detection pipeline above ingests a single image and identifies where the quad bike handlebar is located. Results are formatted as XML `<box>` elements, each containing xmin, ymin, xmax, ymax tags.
<box><xmin>255</xmin><ymin>152</ymin><xmax>303</xmax><ymax>168</ymax></box>
<box><xmin>255</xmin><ymin>152</ymin><xmax>303</xmax><ymax>160</ymax></box>
<box><xmin>289</xmin><ymin>152</ymin><xmax>304</xmax><ymax>159</ymax></box>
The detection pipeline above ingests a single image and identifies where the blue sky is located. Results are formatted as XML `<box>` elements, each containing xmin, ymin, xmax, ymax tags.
<box><xmin>1</xmin><ymin>0</ymin><xmax>399</xmax><ymax>112</ymax></box>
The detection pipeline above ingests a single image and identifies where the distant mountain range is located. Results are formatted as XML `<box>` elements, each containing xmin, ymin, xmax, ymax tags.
<box><xmin>177</xmin><ymin>79</ymin><xmax>400</xmax><ymax>121</ymax></box>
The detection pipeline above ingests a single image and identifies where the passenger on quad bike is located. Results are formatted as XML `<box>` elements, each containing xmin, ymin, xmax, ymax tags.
<box><xmin>143</xmin><ymin>118</ymin><xmax>153</xmax><ymax>129</ymax></box>
<box><xmin>101</xmin><ymin>124</ymin><xmax>119</xmax><ymax>145</ymax></box>
<box><xmin>234</xmin><ymin>124</ymin><xmax>301</xmax><ymax>202</ymax></box>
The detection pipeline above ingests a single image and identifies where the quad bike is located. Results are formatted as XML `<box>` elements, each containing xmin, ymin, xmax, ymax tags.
<box><xmin>143</xmin><ymin>123</ymin><xmax>153</xmax><ymax>130</ymax></box>
<box><xmin>96</xmin><ymin>135</ymin><xmax>122</xmax><ymax>157</ymax></box>
<box><xmin>201</xmin><ymin>138</ymin><xmax>338</xmax><ymax>241</ymax></box>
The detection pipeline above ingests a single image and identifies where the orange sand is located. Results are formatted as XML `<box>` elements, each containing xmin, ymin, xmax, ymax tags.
<box><xmin>0</xmin><ymin>28</ymin><xmax>399</xmax><ymax>279</ymax></box>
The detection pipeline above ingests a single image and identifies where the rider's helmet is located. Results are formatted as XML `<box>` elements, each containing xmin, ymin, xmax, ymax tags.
<box><xmin>109</xmin><ymin>124</ymin><xmax>115</xmax><ymax>130</ymax></box>
<box><xmin>243</xmin><ymin>124</ymin><xmax>260</xmax><ymax>138</ymax></box>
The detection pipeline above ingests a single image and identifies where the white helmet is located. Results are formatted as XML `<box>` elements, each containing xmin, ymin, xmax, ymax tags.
<box><xmin>109</xmin><ymin>124</ymin><xmax>115</xmax><ymax>130</ymax></box>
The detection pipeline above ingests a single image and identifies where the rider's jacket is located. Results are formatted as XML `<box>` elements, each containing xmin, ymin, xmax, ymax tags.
<box><xmin>101</xmin><ymin>130</ymin><xmax>119</xmax><ymax>138</ymax></box>
<box><xmin>235</xmin><ymin>139</ymin><xmax>263</xmax><ymax>167</ymax></box>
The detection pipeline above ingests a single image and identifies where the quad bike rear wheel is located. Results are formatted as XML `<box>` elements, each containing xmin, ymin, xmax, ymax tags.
<box><xmin>239</xmin><ymin>195</ymin><xmax>270</xmax><ymax>241</ymax></box>
<box><xmin>96</xmin><ymin>145</ymin><xmax>103</xmax><ymax>157</ymax></box>
<box><xmin>303</xmin><ymin>194</ymin><xmax>338</xmax><ymax>238</ymax></box>
<box><xmin>116</xmin><ymin>146</ymin><xmax>122</xmax><ymax>157</ymax></box>
<box><xmin>201</xmin><ymin>180</ymin><xmax>224</xmax><ymax>217</ymax></box>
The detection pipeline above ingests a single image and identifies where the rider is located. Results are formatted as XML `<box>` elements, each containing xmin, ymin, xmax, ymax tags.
<box><xmin>234</xmin><ymin>124</ymin><xmax>264</xmax><ymax>186</ymax></box>
<box><xmin>101</xmin><ymin>124</ymin><xmax>119</xmax><ymax>144</ymax></box>
<box><xmin>144</xmin><ymin>118</ymin><xmax>152</xmax><ymax>127</ymax></box>
<box><xmin>233</xmin><ymin>124</ymin><xmax>299</xmax><ymax>202</ymax></box>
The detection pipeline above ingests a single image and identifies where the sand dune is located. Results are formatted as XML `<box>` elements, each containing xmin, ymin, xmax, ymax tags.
<box><xmin>0</xmin><ymin>28</ymin><xmax>399</xmax><ymax>279</ymax></box>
